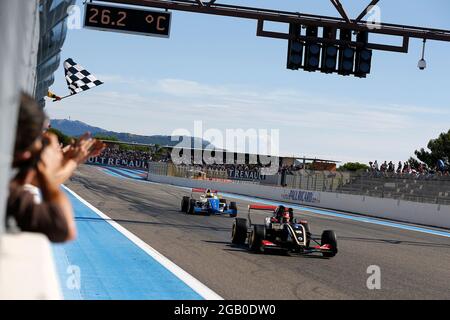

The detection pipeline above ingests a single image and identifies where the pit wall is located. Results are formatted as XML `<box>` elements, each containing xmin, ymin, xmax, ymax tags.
<box><xmin>147</xmin><ymin>174</ymin><xmax>450</xmax><ymax>229</ymax></box>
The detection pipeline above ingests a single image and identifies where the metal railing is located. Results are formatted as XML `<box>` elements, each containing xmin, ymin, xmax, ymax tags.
<box><xmin>147</xmin><ymin>162</ymin><xmax>450</xmax><ymax>205</ymax></box>
<box><xmin>335</xmin><ymin>172</ymin><xmax>450</xmax><ymax>205</ymax></box>
<box><xmin>284</xmin><ymin>170</ymin><xmax>351</xmax><ymax>192</ymax></box>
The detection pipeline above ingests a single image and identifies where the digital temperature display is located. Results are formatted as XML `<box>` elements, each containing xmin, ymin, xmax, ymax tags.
<box><xmin>83</xmin><ymin>3</ymin><xmax>171</xmax><ymax>38</ymax></box>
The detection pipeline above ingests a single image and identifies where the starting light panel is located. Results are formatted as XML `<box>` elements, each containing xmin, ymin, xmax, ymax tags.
<box><xmin>287</xmin><ymin>24</ymin><xmax>303</xmax><ymax>70</ymax></box>
<box><xmin>286</xmin><ymin>24</ymin><xmax>372</xmax><ymax>78</ymax></box>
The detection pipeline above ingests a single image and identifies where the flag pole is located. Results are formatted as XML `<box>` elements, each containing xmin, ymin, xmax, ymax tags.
<box><xmin>53</xmin><ymin>94</ymin><xmax>72</xmax><ymax>102</ymax></box>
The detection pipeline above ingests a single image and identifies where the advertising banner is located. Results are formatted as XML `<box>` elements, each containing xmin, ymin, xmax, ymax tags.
<box><xmin>281</xmin><ymin>189</ymin><xmax>321</xmax><ymax>204</ymax></box>
<box><xmin>87</xmin><ymin>157</ymin><xmax>148</xmax><ymax>169</ymax></box>
<box><xmin>227</xmin><ymin>169</ymin><xmax>266</xmax><ymax>181</ymax></box>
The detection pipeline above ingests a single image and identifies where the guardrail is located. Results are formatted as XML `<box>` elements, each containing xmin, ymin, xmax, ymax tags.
<box><xmin>148</xmin><ymin>162</ymin><xmax>450</xmax><ymax>205</ymax></box>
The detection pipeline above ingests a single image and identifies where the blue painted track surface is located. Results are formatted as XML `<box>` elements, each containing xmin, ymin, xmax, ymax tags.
<box><xmin>86</xmin><ymin>164</ymin><xmax>147</xmax><ymax>179</ymax></box>
<box><xmin>100</xmin><ymin>166</ymin><xmax>146</xmax><ymax>180</ymax></box>
<box><xmin>52</xmin><ymin>187</ymin><xmax>203</xmax><ymax>300</ymax></box>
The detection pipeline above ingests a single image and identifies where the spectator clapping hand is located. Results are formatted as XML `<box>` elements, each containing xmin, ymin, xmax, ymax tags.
<box><xmin>52</xmin><ymin>132</ymin><xmax>106</xmax><ymax>185</ymax></box>
<box><xmin>63</xmin><ymin>132</ymin><xmax>106</xmax><ymax>165</ymax></box>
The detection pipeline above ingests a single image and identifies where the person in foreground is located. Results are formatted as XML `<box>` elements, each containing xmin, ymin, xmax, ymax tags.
<box><xmin>6</xmin><ymin>93</ymin><xmax>104</xmax><ymax>242</ymax></box>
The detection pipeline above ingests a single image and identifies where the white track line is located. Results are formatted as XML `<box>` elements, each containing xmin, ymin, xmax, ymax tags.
<box><xmin>62</xmin><ymin>184</ymin><xmax>223</xmax><ymax>300</ymax></box>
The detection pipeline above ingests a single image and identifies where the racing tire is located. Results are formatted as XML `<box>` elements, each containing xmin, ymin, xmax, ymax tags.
<box><xmin>249</xmin><ymin>225</ymin><xmax>265</xmax><ymax>253</ymax></box>
<box><xmin>228</xmin><ymin>201</ymin><xmax>238</xmax><ymax>217</ymax></box>
<box><xmin>181</xmin><ymin>196</ymin><xmax>190</xmax><ymax>213</ymax></box>
<box><xmin>219</xmin><ymin>198</ymin><xmax>227</xmax><ymax>204</ymax></box>
<box><xmin>231</xmin><ymin>218</ymin><xmax>247</xmax><ymax>245</ymax></box>
<box><xmin>188</xmin><ymin>199</ymin><xmax>196</xmax><ymax>215</ymax></box>
<box><xmin>321</xmin><ymin>230</ymin><xmax>338</xmax><ymax>257</ymax></box>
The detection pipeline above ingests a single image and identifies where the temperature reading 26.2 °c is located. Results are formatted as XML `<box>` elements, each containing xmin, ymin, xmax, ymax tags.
<box><xmin>84</xmin><ymin>3</ymin><xmax>171</xmax><ymax>38</ymax></box>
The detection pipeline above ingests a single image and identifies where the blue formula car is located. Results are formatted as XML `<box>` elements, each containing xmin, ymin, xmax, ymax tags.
<box><xmin>181</xmin><ymin>188</ymin><xmax>238</xmax><ymax>217</ymax></box>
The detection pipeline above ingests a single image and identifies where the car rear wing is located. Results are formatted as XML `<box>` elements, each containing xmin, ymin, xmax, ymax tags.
<box><xmin>190</xmin><ymin>188</ymin><xmax>220</xmax><ymax>198</ymax></box>
<box><xmin>248</xmin><ymin>204</ymin><xmax>291</xmax><ymax>212</ymax></box>
<box><xmin>247</xmin><ymin>204</ymin><xmax>291</xmax><ymax>226</ymax></box>
<box><xmin>247</xmin><ymin>205</ymin><xmax>276</xmax><ymax>225</ymax></box>
<box><xmin>191</xmin><ymin>188</ymin><xmax>218</xmax><ymax>193</ymax></box>
<box><xmin>248</xmin><ymin>204</ymin><xmax>277</xmax><ymax>211</ymax></box>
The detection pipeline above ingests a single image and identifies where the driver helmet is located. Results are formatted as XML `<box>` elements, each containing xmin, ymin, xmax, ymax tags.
<box><xmin>282</xmin><ymin>211</ymin><xmax>290</xmax><ymax>223</ymax></box>
<box><xmin>275</xmin><ymin>205</ymin><xmax>286</xmax><ymax>220</ymax></box>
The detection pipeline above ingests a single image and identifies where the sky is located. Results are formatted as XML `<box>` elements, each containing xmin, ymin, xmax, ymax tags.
<box><xmin>46</xmin><ymin>0</ymin><xmax>450</xmax><ymax>164</ymax></box>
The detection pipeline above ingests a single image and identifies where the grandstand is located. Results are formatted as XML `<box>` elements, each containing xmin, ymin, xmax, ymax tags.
<box><xmin>96</xmin><ymin>141</ymin><xmax>340</xmax><ymax>171</ymax></box>
<box><xmin>148</xmin><ymin>161</ymin><xmax>450</xmax><ymax>206</ymax></box>
<box><xmin>337</xmin><ymin>173</ymin><xmax>450</xmax><ymax>205</ymax></box>
<box><xmin>91</xmin><ymin>139</ymin><xmax>450</xmax><ymax>206</ymax></box>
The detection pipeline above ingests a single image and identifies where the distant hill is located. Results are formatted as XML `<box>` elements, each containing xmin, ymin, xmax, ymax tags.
<box><xmin>50</xmin><ymin>119</ymin><xmax>213</xmax><ymax>148</ymax></box>
<box><xmin>50</xmin><ymin>119</ymin><xmax>107</xmax><ymax>137</ymax></box>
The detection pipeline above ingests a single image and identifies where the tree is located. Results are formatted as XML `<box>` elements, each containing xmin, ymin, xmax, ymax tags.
<box><xmin>414</xmin><ymin>129</ymin><xmax>450</xmax><ymax>167</ymax></box>
<box><xmin>338</xmin><ymin>162</ymin><xmax>369</xmax><ymax>172</ymax></box>
<box><xmin>47</xmin><ymin>128</ymin><xmax>72</xmax><ymax>146</ymax></box>
<box><xmin>94</xmin><ymin>134</ymin><xmax>119</xmax><ymax>141</ymax></box>
<box><xmin>150</xmin><ymin>144</ymin><xmax>168</xmax><ymax>161</ymax></box>
<box><xmin>133</xmin><ymin>145</ymin><xmax>150</xmax><ymax>152</ymax></box>
<box><xmin>118</xmin><ymin>143</ymin><xmax>132</xmax><ymax>151</ymax></box>
<box><xmin>118</xmin><ymin>144</ymin><xmax>149</xmax><ymax>152</ymax></box>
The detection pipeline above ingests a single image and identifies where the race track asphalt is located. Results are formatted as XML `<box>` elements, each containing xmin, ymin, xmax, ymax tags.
<box><xmin>64</xmin><ymin>165</ymin><xmax>450</xmax><ymax>299</ymax></box>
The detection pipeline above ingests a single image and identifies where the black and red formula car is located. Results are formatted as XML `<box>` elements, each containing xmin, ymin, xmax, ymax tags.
<box><xmin>231</xmin><ymin>204</ymin><xmax>338</xmax><ymax>257</ymax></box>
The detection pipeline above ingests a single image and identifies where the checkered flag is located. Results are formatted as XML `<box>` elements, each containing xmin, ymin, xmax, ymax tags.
<box><xmin>59</xmin><ymin>58</ymin><xmax>103</xmax><ymax>100</ymax></box>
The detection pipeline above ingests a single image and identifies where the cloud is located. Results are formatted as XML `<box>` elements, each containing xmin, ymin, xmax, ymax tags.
<box><xmin>156</xmin><ymin>79</ymin><xmax>229</xmax><ymax>97</ymax></box>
